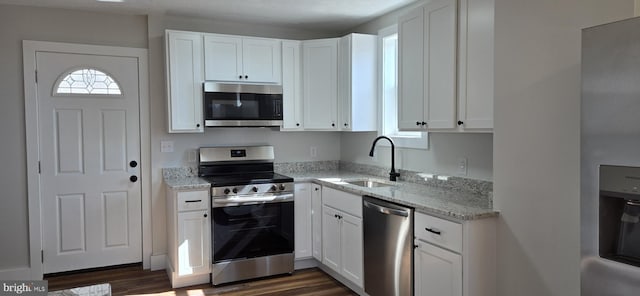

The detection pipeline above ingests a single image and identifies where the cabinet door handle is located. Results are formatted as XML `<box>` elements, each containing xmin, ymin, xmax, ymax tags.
<box><xmin>184</xmin><ymin>200</ymin><xmax>202</xmax><ymax>203</ymax></box>
<box><xmin>425</xmin><ymin>227</ymin><xmax>441</xmax><ymax>235</ymax></box>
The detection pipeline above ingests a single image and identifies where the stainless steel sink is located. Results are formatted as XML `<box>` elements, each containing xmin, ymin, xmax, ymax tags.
<box><xmin>345</xmin><ymin>180</ymin><xmax>394</xmax><ymax>188</ymax></box>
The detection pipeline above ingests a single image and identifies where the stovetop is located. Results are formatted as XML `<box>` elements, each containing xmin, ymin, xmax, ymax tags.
<box><xmin>202</xmin><ymin>172</ymin><xmax>293</xmax><ymax>187</ymax></box>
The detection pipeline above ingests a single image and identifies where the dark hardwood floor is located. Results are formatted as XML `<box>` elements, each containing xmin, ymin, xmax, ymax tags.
<box><xmin>45</xmin><ymin>264</ymin><xmax>357</xmax><ymax>296</ymax></box>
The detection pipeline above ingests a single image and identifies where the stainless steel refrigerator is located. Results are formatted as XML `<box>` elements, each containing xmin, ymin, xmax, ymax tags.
<box><xmin>581</xmin><ymin>16</ymin><xmax>640</xmax><ymax>296</ymax></box>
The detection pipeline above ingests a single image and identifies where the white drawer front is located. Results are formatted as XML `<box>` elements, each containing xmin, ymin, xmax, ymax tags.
<box><xmin>322</xmin><ymin>186</ymin><xmax>362</xmax><ymax>218</ymax></box>
<box><xmin>415</xmin><ymin>212</ymin><xmax>462</xmax><ymax>253</ymax></box>
<box><xmin>177</xmin><ymin>190</ymin><xmax>209</xmax><ymax>211</ymax></box>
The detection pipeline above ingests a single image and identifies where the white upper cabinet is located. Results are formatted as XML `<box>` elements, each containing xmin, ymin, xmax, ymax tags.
<box><xmin>204</xmin><ymin>34</ymin><xmax>282</xmax><ymax>84</ymax></box>
<box><xmin>302</xmin><ymin>38</ymin><xmax>339</xmax><ymax>130</ymax></box>
<box><xmin>338</xmin><ymin>33</ymin><xmax>378</xmax><ymax>132</ymax></box>
<box><xmin>398</xmin><ymin>0</ymin><xmax>457</xmax><ymax>131</ymax></box>
<box><xmin>281</xmin><ymin>40</ymin><xmax>304</xmax><ymax>130</ymax></box>
<box><xmin>165</xmin><ymin>30</ymin><xmax>204</xmax><ymax>133</ymax></box>
<box><xmin>398</xmin><ymin>0</ymin><xmax>494</xmax><ymax>132</ymax></box>
<box><xmin>457</xmin><ymin>0</ymin><xmax>494</xmax><ymax>130</ymax></box>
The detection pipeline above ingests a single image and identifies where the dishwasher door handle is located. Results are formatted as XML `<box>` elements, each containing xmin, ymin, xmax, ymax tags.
<box><xmin>364</xmin><ymin>199</ymin><xmax>409</xmax><ymax>217</ymax></box>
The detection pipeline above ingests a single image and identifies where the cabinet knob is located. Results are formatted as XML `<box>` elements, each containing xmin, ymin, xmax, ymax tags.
<box><xmin>331</xmin><ymin>123</ymin><xmax>335</xmax><ymax>127</ymax></box>
<box><xmin>457</xmin><ymin>120</ymin><xmax>464</xmax><ymax>126</ymax></box>
<box><xmin>129</xmin><ymin>160</ymin><xmax>138</xmax><ymax>168</ymax></box>
<box><xmin>196</xmin><ymin>123</ymin><xmax>201</xmax><ymax>128</ymax></box>
<box><xmin>344</xmin><ymin>123</ymin><xmax>348</xmax><ymax>127</ymax></box>
<box><xmin>416</xmin><ymin>121</ymin><xmax>421</xmax><ymax>126</ymax></box>
<box><xmin>239</xmin><ymin>75</ymin><xmax>243</xmax><ymax>79</ymax></box>
<box><xmin>204</xmin><ymin>213</ymin><xmax>208</xmax><ymax>218</ymax></box>
<box><xmin>314</xmin><ymin>187</ymin><xmax>319</xmax><ymax>191</ymax></box>
<box><xmin>244</xmin><ymin>75</ymin><xmax>248</xmax><ymax>79</ymax></box>
<box><xmin>296</xmin><ymin>123</ymin><xmax>300</xmax><ymax>126</ymax></box>
<box><xmin>130</xmin><ymin>175</ymin><xmax>138</xmax><ymax>182</ymax></box>
<box><xmin>421</xmin><ymin>121</ymin><xmax>427</xmax><ymax>126</ymax></box>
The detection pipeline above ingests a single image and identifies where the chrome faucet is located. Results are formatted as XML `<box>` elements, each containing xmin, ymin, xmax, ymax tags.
<box><xmin>369</xmin><ymin>136</ymin><xmax>400</xmax><ymax>181</ymax></box>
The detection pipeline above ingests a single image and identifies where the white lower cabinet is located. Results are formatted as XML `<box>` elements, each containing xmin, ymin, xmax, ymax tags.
<box><xmin>415</xmin><ymin>240</ymin><xmax>462</xmax><ymax>296</ymax></box>
<box><xmin>311</xmin><ymin>184</ymin><xmax>323</xmax><ymax>261</ymax></box>
<box><xmin>166</xmin><ymin>187</ymin><xmax>211</xmax><ymax>288</ymax></box>
<box><xmin>414</xmin><ymin>211</ymin><xmax>496</xmax><ymax>296</ymax></box>
<box><xmin>321</xmin><ymin>187</ymin><xmax>364</xmax><ymax>288</ymax></box>
<box><xmin>294</xmin><ymin>183</ymin><xmax>312</xmax><ymax>259</ymax></box>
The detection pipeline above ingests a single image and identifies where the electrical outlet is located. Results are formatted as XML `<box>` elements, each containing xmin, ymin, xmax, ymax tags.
<box><xmin>457</xmin><ymin>157</ymin><xmax>468</xmax><ymax>176</ymax></box>
<box><xmin>160</xmin><ymin>141</ymin><xmax>174</xmax><ymax>153</ymax></box>
<box><xmin>310</xmin><ymin>146</ymin><xmax>317</xmax><ymax>158</ymax></box>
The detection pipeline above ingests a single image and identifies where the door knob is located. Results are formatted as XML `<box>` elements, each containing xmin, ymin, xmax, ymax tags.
<box><xmin>129</xmin><ymin>160</ymin><xmax>138</xmax><ymax>168</ymax></box>
<box><xmin>130</xmin><ymin>175</ymin><xmax>138</xmax><ymax>182</ymax></box>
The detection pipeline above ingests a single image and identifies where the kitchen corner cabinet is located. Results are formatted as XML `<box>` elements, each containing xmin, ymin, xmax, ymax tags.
<box><xmin>203</xmin><ymin>34</ymin><xmax>282</xmax><ymax>84</ymax></box>
<box><xmin>165</xmin><ymin>187</ymin><xmax>211</xmax><ymax>288</ymax></box>
<box><xmin>302</xmin><ymin>38</ymin><xmax>339</xmax><ymax>130</ymax></box>
<box><xmin>281</xmin><ymin>40</ymin><xmax>304</xmax><ymax>131</ymax></box>
<box><xmin>321</xmin><ymin>187</ymin><xmax>364</xmax><ymax>288</ymax></box>
<box><xmin>165</xmin><ymin>30</ymin><xmax>204</xmax><ymax>133</ymax></box>
<box><xmin>338</xmin><ymin>33</ymin><xmax>378</xmax><ymax>132</ymax></box>
<box><xmin>414</xmin><ymin>212</ymin><xmax>496</xmax><ymax>296</ymax></box>
<box><xmin>294</xmin><ymin>183</ymin><xmax>312</xmax><ymax>259</ymax></box>
<box><xmin>398</xmin><ymin>0</ymin><xmax>457</xmax><ymax>131</ymax></box>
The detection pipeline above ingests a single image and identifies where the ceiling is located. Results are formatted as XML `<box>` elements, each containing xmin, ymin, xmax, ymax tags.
<box><xmin>0</xmin><ymin>0</ymin><xmax>418</xmax><ymax>31</ymax></box>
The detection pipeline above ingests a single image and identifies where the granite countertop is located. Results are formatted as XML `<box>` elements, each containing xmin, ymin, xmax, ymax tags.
<box><xmin>285</xmin><ymin>170</ymin><xmax>497</xmax><ymax>220</ymax></box>
<box><xmin>163</xmin><ymin>166</ymin><xmax>497</xmax><ymax>221</ymax></box>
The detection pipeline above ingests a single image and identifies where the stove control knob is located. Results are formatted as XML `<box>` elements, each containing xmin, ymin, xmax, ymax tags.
<box><xmin>232</xmin><ymin>188</ymin><xmax>238</xmax><ymax>194</ymax></box>
<box><xmin>279</xmin><ymin>184</ymin><xmax>286</xmax><ymax>191</ymax></box>
<box><xmin>224</xmin><ymin>188</ymin><xmax>230</xmax><ymax>195</ymax></box>
<box><xmin>252</xmin><ymin>186</ymin><xmax>258</xmax><ymax>192</ymax></box>
<box><xmin>270</xmin><ymin>185</ymin><xmax>277</xmax><ymax>191</ymax></box>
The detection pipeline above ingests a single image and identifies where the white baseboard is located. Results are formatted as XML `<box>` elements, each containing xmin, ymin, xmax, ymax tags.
<box><xmin>150</xmin><ymin>254</ymin><xmax>166</xmax><ymax>271</ymax></box>
<box><xmin>0</xmin><ymin>267</ymin><xmax>33</xmax><ymax>280</ymax></box>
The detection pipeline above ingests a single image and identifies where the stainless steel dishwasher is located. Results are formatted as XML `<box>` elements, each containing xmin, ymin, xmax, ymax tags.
<box><xmin>363</xmin><ymin>196</ymin><xmax>413</xmax><ymax>296</ymax></box>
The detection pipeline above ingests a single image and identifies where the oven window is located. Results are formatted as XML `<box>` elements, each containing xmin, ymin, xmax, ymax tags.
<box><xmin>204</xmin><ymin>92</ymin><xmax>283</xmax><ymax>120</ymax></box>
<box><xmin>212</xmin><ymin>201</ymin><xmax>294</xmax><ymax>262</ymax></box>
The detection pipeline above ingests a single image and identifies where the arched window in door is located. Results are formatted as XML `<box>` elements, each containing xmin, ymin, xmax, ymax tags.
<box><xmin>54</xmin><ymin>68</ymin><xmax>122</xmax><ymax>95</ymax></box>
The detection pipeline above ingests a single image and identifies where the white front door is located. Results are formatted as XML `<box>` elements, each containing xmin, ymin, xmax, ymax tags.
<box><xmin>36</xmin><ymin>51</ymin><xmax>142</xmax><ymax>274</ymax></box>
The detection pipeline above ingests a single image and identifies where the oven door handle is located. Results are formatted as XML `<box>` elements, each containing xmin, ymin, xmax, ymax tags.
<box><xmin>214</xmin><ymin>193</ymin><xmax>294</xmax><ymax>204</ymax></box>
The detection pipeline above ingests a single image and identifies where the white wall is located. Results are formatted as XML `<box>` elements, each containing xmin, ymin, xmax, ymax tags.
<box><xmin>341</xmin><ymin>132</ymin><xmax>493</xmax><ymax>180</ymax></box>
<box><xmin>146</xmin><ymin>14</ymin><xmax>343</xmax><ymax>257</ymax></box>
<box><xmin>492</xmin><ymin>1</ymin><xmax>632</xmax><ymax>295</ymax></box>
<box><xmin>0</xmin><ymin>4</ymin><xmax>147</xmax><ymax>273</ymax></box>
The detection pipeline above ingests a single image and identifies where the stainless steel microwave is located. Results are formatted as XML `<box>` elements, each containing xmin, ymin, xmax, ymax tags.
<box><xmin>203</xmin><ymin>82</ymin><xmax>283</xmax><ymax>127</ymax></box>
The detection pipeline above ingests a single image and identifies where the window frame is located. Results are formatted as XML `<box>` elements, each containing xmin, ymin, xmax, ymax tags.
<box><xmin>377</xmin><ymin>25</ymin><xmax>428</xmax><ymax>150</ymax></box>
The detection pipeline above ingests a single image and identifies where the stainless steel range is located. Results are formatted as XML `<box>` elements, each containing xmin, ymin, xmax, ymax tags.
<box><xmin>198</xmin><ymin>146</ymin><xmax>294</xmax><ymax>285</ymax></box>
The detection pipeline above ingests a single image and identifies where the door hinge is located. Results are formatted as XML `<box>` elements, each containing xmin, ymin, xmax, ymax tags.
<box><xmin>38</xmin><ymin>161</ymin><xmax>41</xmax><ymax>174</ymax></box>
<box><xmin>35</xmin><ymin>70</ymin><xmax>38</xmax><ymax>83</ymax></box>
<box><xmin>41</xmin><ymin>250</ymin><xmax>43</xmax><ymax>263</ymax></box>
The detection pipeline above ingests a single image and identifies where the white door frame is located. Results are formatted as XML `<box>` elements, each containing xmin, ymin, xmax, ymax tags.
<box><xmin>23</xmin><ymin>40</ymin><xmax>151</xmax><ymax>279</ymax></box>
